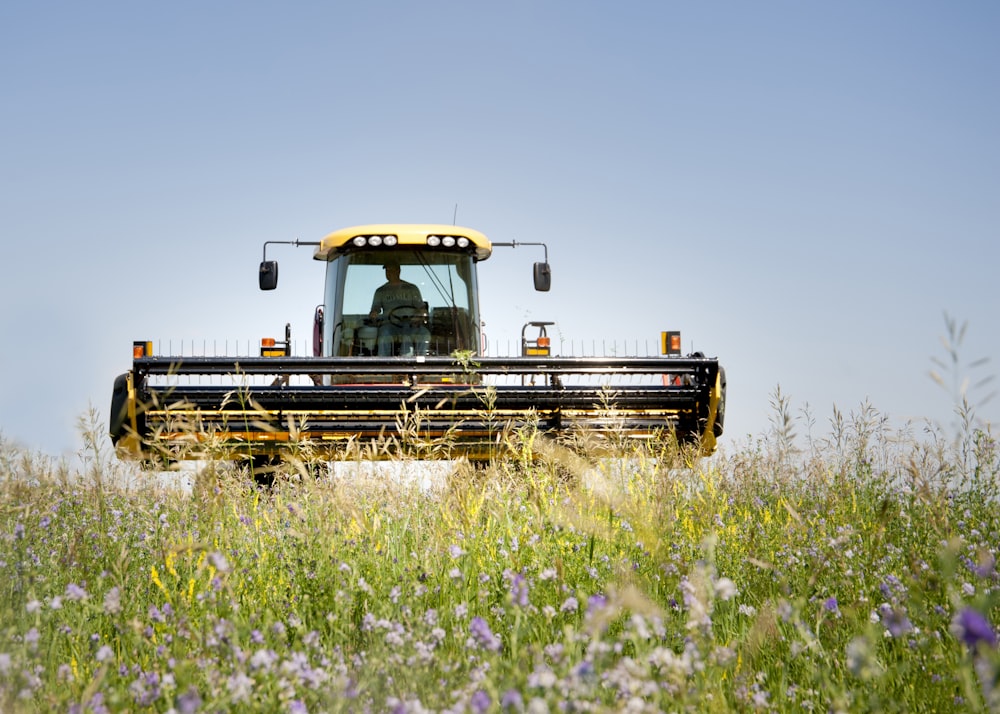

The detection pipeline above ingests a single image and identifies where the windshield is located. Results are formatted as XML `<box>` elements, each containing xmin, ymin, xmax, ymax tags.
<box><xmin>326</xmin><ymin>250</ymin><xmax>480</xmax><ymax>357</ymax></box>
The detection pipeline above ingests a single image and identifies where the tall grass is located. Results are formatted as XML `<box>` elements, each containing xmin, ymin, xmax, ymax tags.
<box><xmin>1</xmin><ymin>395</ymin><xmax>998</xmax><ymax>712</ymax></box>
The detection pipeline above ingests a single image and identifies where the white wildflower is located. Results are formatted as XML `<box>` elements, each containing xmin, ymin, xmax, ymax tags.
<box><xmin>714</xmin><ymin>577</ymin><xmax>738</xmax><ymax>601</ymax></box>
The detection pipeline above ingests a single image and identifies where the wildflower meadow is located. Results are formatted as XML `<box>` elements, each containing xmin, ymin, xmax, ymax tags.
<box><xmin>2</xmin><ymin>314</ymin><xmax>999</xmax><ymax>713</ymax></box>
<box><xmin>1</xmin><ymin>394</ymin><xmax>998</xmax><ymax>713</ymax></box>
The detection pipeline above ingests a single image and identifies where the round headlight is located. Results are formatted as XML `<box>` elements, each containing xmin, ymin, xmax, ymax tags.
<box><xmin>383</xmin><ymin>235</ymin><xmax>398</xmax><ymax>247</ymax></box>
<box><xmin>352</xmin><ymin>236</ymin><xmax>367</xmax><ymax>247</ymax></box>
<box><xmin>427</xmin><ymin>235</ymin><xmax>442</xmax><ymax>247</ymax></box>
<box><xmin>368</xmin><ymin>235</ymin><xmax>383</xmax><ymax>247</ymax></box>
<box><xmin>456</xmin><ymin>236</ymin><xmax>470</xmax><ymax>248</ymax></box>
<box><xmin>442</xmin><ymin>236</ymin><xmax>456</xmax><ymax>247</ymax></box>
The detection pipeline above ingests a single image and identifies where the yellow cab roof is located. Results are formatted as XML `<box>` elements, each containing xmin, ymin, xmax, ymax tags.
<box><xmin>314</xmin><ymin>224</ymin><xmax>492</xmax><ymax>262</ymax></box>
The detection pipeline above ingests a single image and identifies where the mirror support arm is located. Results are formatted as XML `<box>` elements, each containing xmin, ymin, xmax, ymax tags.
<box><xmin>262</xmin><ymin>240</ymin><xmax>321</xmax><ymax>262</ymax></box>
<box><xmin>492</xmin><ymin>241</ymin><xmax>548</xmax><ymax>263</ymax></box>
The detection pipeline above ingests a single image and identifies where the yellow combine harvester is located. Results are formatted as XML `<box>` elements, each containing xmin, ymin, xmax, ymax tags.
<box><xmin>109</xmin><ymin>224</ymin><xmax>725</xmax><ymax>466</ymax></box>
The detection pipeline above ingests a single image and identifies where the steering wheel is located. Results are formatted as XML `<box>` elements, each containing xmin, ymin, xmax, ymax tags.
<box><xmin>386</xmin><ymin>305</ymin><xmax>425</xmax><ymax>328</ymax></box>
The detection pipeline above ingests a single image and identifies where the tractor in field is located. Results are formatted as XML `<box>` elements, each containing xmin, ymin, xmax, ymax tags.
<box><xmin>109</xmin><ymin>224</ymin><xmax>725</xmax><ymax>467</ymax></box>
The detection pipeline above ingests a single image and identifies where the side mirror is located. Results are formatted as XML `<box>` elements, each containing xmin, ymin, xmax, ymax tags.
<box><xmin>533</xmin><ymin>262</ymin><xmax>551</xmax><ymax>292</ymax></box>
<box><xmin>259</xmin><ymin>261</ymin><xmax>278</xmax><ymax>291</ymax></box>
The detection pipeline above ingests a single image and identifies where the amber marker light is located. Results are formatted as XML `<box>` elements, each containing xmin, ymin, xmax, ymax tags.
<box><xmin>661</xmin><ymin>331</ymin><xmax>682</xmax><ymax>356</ymax></box>
<box><xmin>260</xmin><ymin>336</ymin><xmax>287</xmax><ymax>357</ymax></box>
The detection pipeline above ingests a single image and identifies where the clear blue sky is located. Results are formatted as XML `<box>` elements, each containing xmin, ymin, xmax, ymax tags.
<box><xmin>2</xmin><ymin>1</ymin><xmax>997</xmax><ymax>458</ymax></box>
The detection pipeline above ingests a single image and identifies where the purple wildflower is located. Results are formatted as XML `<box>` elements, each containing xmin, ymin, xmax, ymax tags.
<box><xmin>469</xmin><ymin>616</ymin><xmax>502</xmax><ymax>652</ymax></box>
<box><xmin>500</xmin><ymin>689</ymin><xmax>524</xmax><ymax>711</ymax></box>
<box><xmin>954</xmin><ymin>608</ymin><xmax>998</xmax><ymax>651</ymax></box>
<box><xmin>881</xmin><ymin>606</ymin><xmax>913</xmax><ymax>638</ymax></box>
<box><xmin>87</xmin><ymin>692</ymin><xmax>109</xmax><ymax>714</ymax></box>
<box><xmin>214</xmin><ymin>618</ymin><xmax>232</xmax><ymax>643</ymax></box>
<box><xmin>208</xmin><ymin>551</ymin><xmax>230</xmax><ymax>574</ymax></box>
<box><xmin>25</xmin><ymin>627</ymin><xmax>40</xmax><ymax>649</ymax></box>
<box><xmin>361</xmin><ymin>613</ymin><xmax>376</xmax><ymax>632</ymax></box>
<box><xmin>509</xmin><ymin>573</ymin><xmax>530</xmax><ymax>608</ymax></box>
<box><xmin>176</xmin><ymin>686</ymin><xmax>202</xmax><ymax>714</ymax></box>
<box><xmin>823</xmin><ymin>597</ymin><xmax>839</xmax><ymax>615</ymax></box>
<box><xmin>227</xmin><ymin>672</ymin><xmax>254</xmax><ymax>703</ymax></box>
<box><xmin>587</xmin><ymin>594</ymin><xmax>608</xmax><ymax>614</ymax></box>
<box><xmin>130</xmin><ymin>671</ymin><xmax>161</xmax><ymax>707</ymax></box>
<box><xmin>470</xmin><ymin>689</ymin><xmax>491</xmax><ymax>714</ymax></box>
<box><xmin>249</xmin><ymin>649</ymin><xmax>279</xmax><ymax>672</ymax></box>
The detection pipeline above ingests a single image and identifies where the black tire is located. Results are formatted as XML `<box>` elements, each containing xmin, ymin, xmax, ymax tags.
<box><xmin>109</xmin><ymin>373</ymin><xmax>130</xmax><ymax>444</ymax></box>
<box><xmin>250</xmin><ymin>454</ymin><xmax>281</xmax><ymax>487</ymax></box>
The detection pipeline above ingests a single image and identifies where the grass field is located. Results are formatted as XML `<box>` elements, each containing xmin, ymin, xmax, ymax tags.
<box><xmin>1</xmin><ymin>396</ymin><xmax>998</xmax><ymax>713</ymax></box>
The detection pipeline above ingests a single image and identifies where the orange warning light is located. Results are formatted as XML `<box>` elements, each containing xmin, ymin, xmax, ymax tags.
<box><xmin>661</xmin><ymin>331</ymin><xmax>682</xmax><ymax>356</ymax></box>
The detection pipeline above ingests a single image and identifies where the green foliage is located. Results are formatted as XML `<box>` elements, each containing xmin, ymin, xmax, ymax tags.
<box><xmin>2</xmin><ymin>405</ymin><xmax>1000</xmax><ymax>713</ymax></box>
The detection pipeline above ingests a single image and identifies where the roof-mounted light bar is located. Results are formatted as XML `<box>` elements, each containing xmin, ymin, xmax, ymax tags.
<box><xmin>426</xmin><ymin>234</ymin><xmax>471</xmax><ymax>249</ymax></box>
<box><xmin>351</xmin><ymin>234</ymin><xmax>398</xmax><ymax>248</ymax></box>
<box><xmin>314</xmin><ymin>224</ymin><xmax>493</xmax><ymax>261</ymax></box>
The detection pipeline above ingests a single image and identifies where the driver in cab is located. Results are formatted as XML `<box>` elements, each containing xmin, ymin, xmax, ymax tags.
<box><xmin>368</xmin><ymin>262</ymin><xmax>430</xmax><ymax>356</ymax></box>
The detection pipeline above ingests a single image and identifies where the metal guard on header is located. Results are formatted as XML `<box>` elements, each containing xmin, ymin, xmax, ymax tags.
<box><xmin>121</xmin><ymin>355</ymin><xmax>724</xmax><ymax>460</ymax></box>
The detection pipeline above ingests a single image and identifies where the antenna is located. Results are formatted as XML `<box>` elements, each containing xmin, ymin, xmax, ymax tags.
<box><xmin>453</xmin><ymin>203</ymin><xmax>459</xmax><ymax>225</ymax></box>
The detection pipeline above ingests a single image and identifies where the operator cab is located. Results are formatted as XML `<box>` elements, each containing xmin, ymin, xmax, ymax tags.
<box><xmin>325</xmin><ymin>249</ymin><xmax>480</xmax><ymax>357</ymax></box>
<box><xmin>311</xmin><ymin>225</ymin><xmax>492</xmax><ymax>359</ymax></box>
